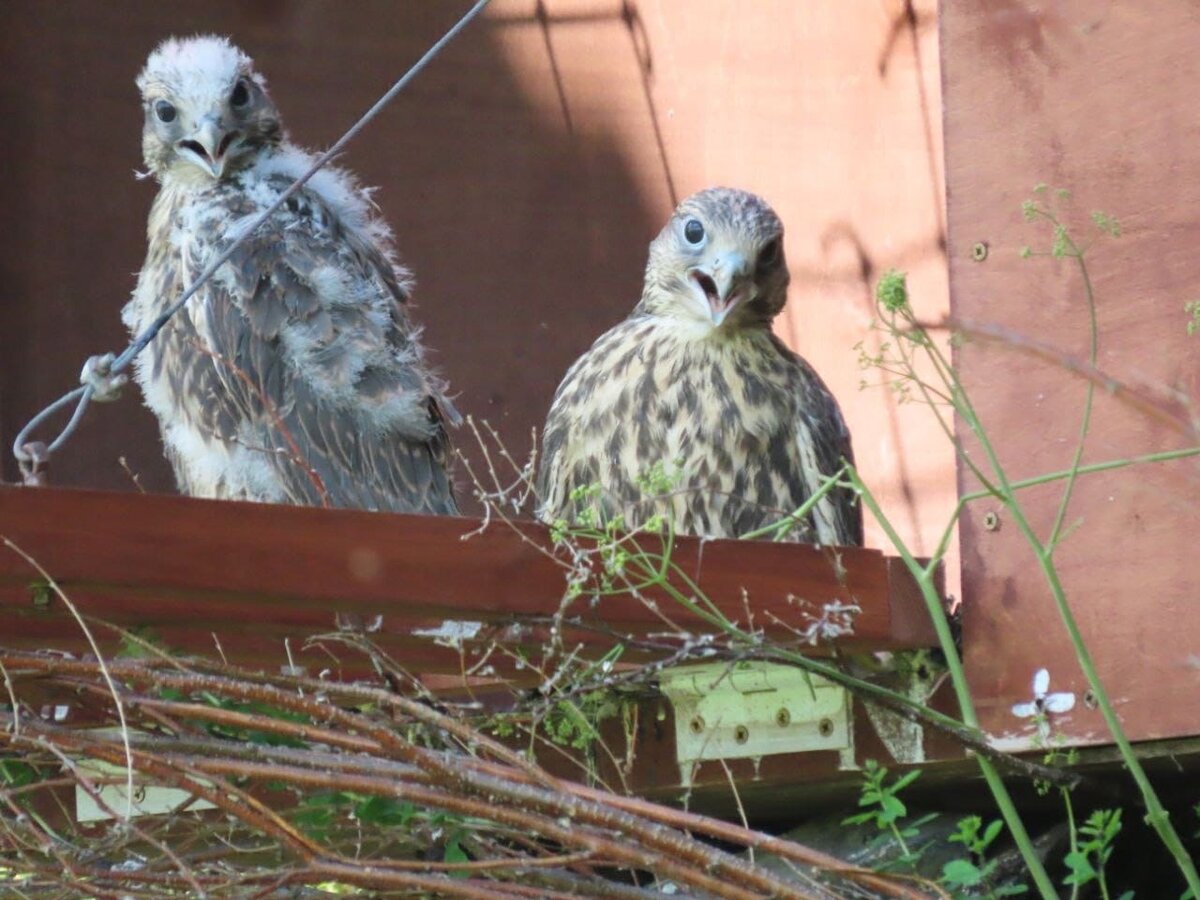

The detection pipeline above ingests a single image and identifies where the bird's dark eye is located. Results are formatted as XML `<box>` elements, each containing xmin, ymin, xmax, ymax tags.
<box><xmin>683</xmin><ymin>219</ymin><xmax>705</xmax><ymax>245</ymax></box>
<box><xmin>154</xmin><ymin>99</ymin><xmax>177</xmax><ymax>123</ymax></box>
<box><xmin>230</xmin><ymin>79</ymin><xmax>250</xmax><ymax>108</ymax></box>
<box><xmin>758</xmin><ymin>238</ymin><xmax>781</xmax><ymax>268</ymax></box>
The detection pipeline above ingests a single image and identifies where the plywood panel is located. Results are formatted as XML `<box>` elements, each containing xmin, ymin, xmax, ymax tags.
<box><xmin>0</xmin><ymin>1</ymin><xmax>951</xmax><ymax>564</ymax></box>
<box><xmin>0</xmin><ymin>485</ymin><xmax>935</xmax><ymax>673</ymax></box>
<box><xmin>941</xmin><ymin>2</ymin><xmax>1200</xmax><ymax>746</ymax></box>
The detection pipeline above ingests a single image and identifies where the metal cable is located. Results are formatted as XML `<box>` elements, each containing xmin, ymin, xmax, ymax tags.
<box><xmin>11</xmin><ymin>0</ymin><xmax>492</xmax><ymax>478</ymax></box>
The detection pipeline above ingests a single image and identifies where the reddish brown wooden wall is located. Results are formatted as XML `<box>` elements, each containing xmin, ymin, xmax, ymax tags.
<box><xmin>942</xmin><ymin>3</ymin><xmax>1200</xmax><ymax>747</ymax></box>
<box><xmin>0</xmin><ymin>0</ymin><xmax>950</xmax><ymax>561</ymax></box>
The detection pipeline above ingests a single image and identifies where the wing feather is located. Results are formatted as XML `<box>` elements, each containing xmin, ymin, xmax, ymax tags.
<box><xmin>184</xmin><ymin>180</ymin><xmax>457</xmax><ymax>514</ymax></box>
<box><xmin>776</xmin><ymin>337</ymin><xmax>863</xmax><ymax>546</ymax></box>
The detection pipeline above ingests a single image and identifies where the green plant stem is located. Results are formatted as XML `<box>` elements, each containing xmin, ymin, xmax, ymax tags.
<box><xmin>846</xmin><ymin>467</ymin><xmax>1061</xmax><ymax>900</ymax></box>
<box><xmin>941</xmin><ymin>224</ymin><xmax>1200</xmax><ymax>896</ymax></box>
<box><xmin>897</xmin><ymin>313</ymin><xmax>1002</xmax><ymax>497</ymax></box>
<box><xmin>889</xmin><ymin>821</ymin><xmax>913</xmax><ymax>863</ymax></box>
<box><xmin>1044</xmin><ymin>234</ymin><xmax>1096</xmax><ymax>550</ymax></box>
<box><xmin>1063</xmin><ymin>789</ymin><xmax>1080</xmax><ymax>900</ymax></box>
<box><xmin>622</xmin><ymin>541</ymin><xmax>985</xmax><ymax>742</ymax></box>
<box><xmin>599</xmin><ymin>531</ymin><xmax>1077</xmax><ymax>788</ymax></box>
<box><xmin>968</xmin><ymin>421</ymin><xmax>1200</xmax><ymax>893</ymax></box>
<box><xmin>927</xmin><ymin>445</ymin><xmax>1200</xmax><ymax>572</ymax></box>
<box><xmin>737</xmin><ymin>465</ymin><xmax>847</xmax><ymax>541</ymax></box>
<box><xmin>962</xmin><ymin>394</ymin><xmax>1200</xmax><ymax>896</ymax></box>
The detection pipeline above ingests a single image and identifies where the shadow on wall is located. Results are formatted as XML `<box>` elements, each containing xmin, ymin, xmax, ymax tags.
<box><xmin>0</xmin><ymin>1</ymin><xmax>660</xmax><ymax>508</ymax></box>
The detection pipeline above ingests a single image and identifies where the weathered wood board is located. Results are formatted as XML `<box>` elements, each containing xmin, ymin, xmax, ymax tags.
<box><xmin>941</xmin><ymin>2</ymin><xmax>1200</xmax><ymax>747</ymax></box>
<box><xmin>0</xmin><ymin>484</ymin><xmax>942</xmax><ymax>806</ymax></box>
<box><xmin>0</xmin><ymin>485</ymin><xmax>935</xmax><ymax>675</ymax></box>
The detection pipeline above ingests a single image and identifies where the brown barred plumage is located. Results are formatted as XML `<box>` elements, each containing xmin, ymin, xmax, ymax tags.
<box><xmin>537</xmin><ymin>187</ymin><xmax>861</xmax><ymax>546</ymax></box>
<box><xmin>124</xmin><ymin>36</ymin><xmax>457</xmax><ymax>514</ymax></box>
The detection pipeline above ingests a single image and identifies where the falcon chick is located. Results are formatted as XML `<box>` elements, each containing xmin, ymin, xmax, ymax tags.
<box><xmin>123</xmin><ymin>36</ymin><xmax>457</xmax><ymax>513</ymax></box>
<box><xmin>537</xmin><ymin>187</ymin><xmax>861</xmax><ymax>545</ymax></box>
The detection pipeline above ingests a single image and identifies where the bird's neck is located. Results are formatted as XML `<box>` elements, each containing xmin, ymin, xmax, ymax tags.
<box><xmin>636</xmin><ymin>308</ymin><xmax>775</xmax><ymax>346</ymax></box>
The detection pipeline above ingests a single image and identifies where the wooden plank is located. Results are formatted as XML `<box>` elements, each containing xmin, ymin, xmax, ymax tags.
<box><xmin>0</xmin><ymin>486</ymin><xmax>936</xmax><ymax>676</ymax></box>
<box><xmin>941</xmin><ymin>3</ymin><xmax>1200</xmax><ymax>747</ymax></box>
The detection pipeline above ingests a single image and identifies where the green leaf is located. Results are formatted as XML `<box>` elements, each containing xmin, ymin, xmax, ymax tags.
<box><xmin>293</xmin><ymin>790</ymin><xmax>355</xmax><ymax>835</ymax></box>
<box><xmin>942</xmin><ymin>858</ymin><xmax>983</xmax><ymax>888</ymax></box>
<box><xmin>0</xmin><ymin>759</ymin><xmax>37</xmax><ymax>788</ymax></box>
<box><xmin>293</xmin><ymin>805</ymin><xmax>335</xmax><ymax>834</ymax></box>
<box><xmin>443</xmin><ymin>840</ymin><xmax>471</xmax><ymax>879</ymax></box>
<box><xmin>354</xmin><ymin>796</ymin><xmax>416</xmax><ymax>827</ymax></box>
<box><xmin>949</xmin><ymin>815</ymin><xmax>979</xmax><ymax>846</ymax></box>
<box><xmin>996</xmin><ymin>885</ymin><xmax>1030</xmax><ymax>896</ymax></box>
<box><xmin>841</xmin><ymin>811</ymin><xmax>876</xmax><ymax>827</ymax></box>
<box><xmin>307</xmin><ymin>791</ymin><xmax>355</xmax><ymax>806</ymax></box>
<box><xmin>982</xmin><ymin>818</ymin><xmax>1005</xmax><ymax>849</ymax></box>
<box><xmin>890</xmin><ymin>769</ymin><xmax>921</xmax><ymax>793</ymax></box>
<box><xmin>908</xmin><ymin>812</ymin><xmax>939</xmax><ymax>830</ymax></box>
<box><xmin>879</xmin><ymin>794</ymin><xmax>906</xmax><ymax>823</ymax></box>
<box><xmin>1063</xmin><ymin>850</ymin><xmax>1097</xmax><ymax>886</ymax></box>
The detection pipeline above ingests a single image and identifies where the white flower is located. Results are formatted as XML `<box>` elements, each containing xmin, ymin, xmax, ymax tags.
<box><xmin>1012</xmin><ymin>668</ymin><xmax>1076</xmax><ymax>726</ymax></box>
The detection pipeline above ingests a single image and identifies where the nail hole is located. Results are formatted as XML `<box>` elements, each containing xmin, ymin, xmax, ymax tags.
<box><xmin>734</xmin><ymin>725</ymin><xmax>750</xmax><ymax>744</ymax></box>
<box><xmin>818</xmin><ymin>718</ymin><xmax>834</xmax><ymax>737</ymax></box>
<box><xmin>982</xmin><ymin>511</ymin><xmax>1001</xmax><ymax>531</ymax></box>
<box><xmin>689</xmin><ymin>716</ymin><xmax>705</xmax><ymax>734</ymax></box>
<box><xmin>775</xmin><ymin>708</ymin><xmax>791</xmax><ymax>727</ymax></box>
<box><xmin>971</xmin><ymin>241</ymin><xmax>989</xmax><ymax>262</ymax></box>
<box><xmin>1083</xmin><ymin>690</ymin><xmax>1098</xmax><ymax>710</ymax></box>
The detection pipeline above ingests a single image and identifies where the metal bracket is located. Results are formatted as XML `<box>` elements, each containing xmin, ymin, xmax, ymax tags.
<box><xmin>73</xmin><ymin>731</ymin><xmax>216</xmax><ymax>823</ymax></box>
<box><xmin>659</xmin><ymin>661</ymin><xmax>854</xmax><ymax>787</ymax></box>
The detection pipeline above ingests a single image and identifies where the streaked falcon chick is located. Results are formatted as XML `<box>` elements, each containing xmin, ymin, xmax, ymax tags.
<box><xmin>537</xmin><ymin>187</ymin><xmax>861</xmax><ymax>545</ymax></box>
<box><xmin>123</xmin><ymin>36</ymin><xmax>457</xmax><ymax>513</ymax></box>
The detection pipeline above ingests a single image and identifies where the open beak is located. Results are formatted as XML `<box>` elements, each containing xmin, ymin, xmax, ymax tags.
<box><xmin>688</xmin><ymin>251</ymin><xmax>754</xmax><ymax>327</ymax></box>
<box><xmin>177</xmin><ymin>115</ymin><xmax>240</xmax><ymax>179</ymax></box>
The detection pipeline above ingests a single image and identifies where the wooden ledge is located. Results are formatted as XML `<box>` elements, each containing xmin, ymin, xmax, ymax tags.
<box><xmin>0</xmin><ymin>485</ymin><xmax>937</xmax><ymax>678</ymax></box>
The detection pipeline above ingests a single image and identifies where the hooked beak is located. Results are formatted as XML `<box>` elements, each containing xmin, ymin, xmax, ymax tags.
<box><xmin>688</xmin><ymin>251</ymin><xmax>754</xmax><ymax>327</ymax></box>
<box><xmin>177</xmin><ymin>115</ymin><xmax>240</xmax><ymax>179</ymax></box>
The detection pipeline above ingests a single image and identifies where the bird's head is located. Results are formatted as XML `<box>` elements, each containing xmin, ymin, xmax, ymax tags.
<box><xmin>137</xmin><ymin>35</ymin><xmax>282</xmax><ymax>183</ymax></box>
<box><xmin>640</xmin><ymin>187</ymin><xmax>789</xmax><ymax>332</ymax></box>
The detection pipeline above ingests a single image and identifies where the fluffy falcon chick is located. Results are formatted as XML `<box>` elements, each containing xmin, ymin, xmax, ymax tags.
<box><xmin>537</xmin><ymin>187</ymin><xmax>861</xmax><ymax>545</ymax></box>
<box><xmin>123</xmin><ymin>36</ymin><xmax>457</xmax><ymax>513</ymax></box>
